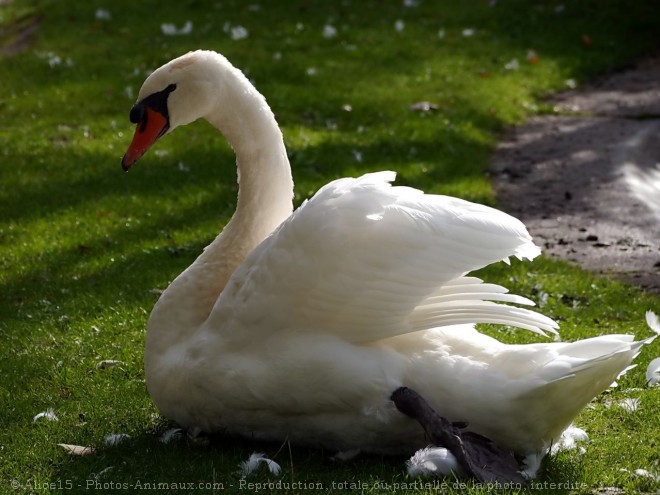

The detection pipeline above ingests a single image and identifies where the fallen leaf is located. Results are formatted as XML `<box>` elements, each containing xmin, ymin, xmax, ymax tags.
<box><xmin>58</xmin><ymin>444</ymin><xmax>96</xmax><ymax>456</ymax></box>
<box><xmin>526</xmin><ymin>50</ymin><xmax>539</xmax><ymax>64</ymax></box>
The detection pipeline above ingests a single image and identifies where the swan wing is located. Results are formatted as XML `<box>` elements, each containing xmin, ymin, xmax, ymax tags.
<box><xmin>207</xmin><ymin>172</ymin><xmax>557</xmax><ymax>342</ymax></box>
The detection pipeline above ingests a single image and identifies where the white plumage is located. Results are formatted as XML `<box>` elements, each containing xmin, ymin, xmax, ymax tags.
<box><xmin>208</xmin><ymin>171</ymin><xmax>557</xmax><ymax>346</ymax></box>
<box><xmin>122</xmin><ymin>51</ymin><xmax>655</xmax><ymax>474</ymax></box>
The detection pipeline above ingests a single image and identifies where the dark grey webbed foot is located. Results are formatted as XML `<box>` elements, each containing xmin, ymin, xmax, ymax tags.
<box><xmin>391</xmin><ymin>387</ymin><xmax>525</xmax><ymax>485</ymax></box>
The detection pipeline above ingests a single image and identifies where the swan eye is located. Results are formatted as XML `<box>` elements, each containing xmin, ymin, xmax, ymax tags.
<box><xmin>129</xmin><ymin>84</ymin><xmax>178</xmax><ymax>126</ymax></box>
<box><xmin>129</xmin><ymin>103</ymin><xmax>144</xmax><ymax>124</ymax></box>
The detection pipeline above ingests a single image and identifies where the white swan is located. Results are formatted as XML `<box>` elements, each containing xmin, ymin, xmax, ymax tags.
<box><xmin>122</xmin><ymin>50</ymin><xmax>653</xmax><ymax>471</ymax></box>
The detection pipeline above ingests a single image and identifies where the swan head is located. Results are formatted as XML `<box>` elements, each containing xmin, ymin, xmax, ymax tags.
<box><xmin>122</xmin><ymin>51</ymin><xmax>231</xmax><ymax>170</ymax></box>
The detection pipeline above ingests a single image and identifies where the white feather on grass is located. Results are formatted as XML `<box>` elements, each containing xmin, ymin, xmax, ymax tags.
<box><xmin>618</xmin><ymin>398</ymin><xmax>641</xmax><ymax>413</ymax></box>
<box><xmin>646</xmin><ymin>358</ymin><xmax>660</xmax><ymax>387</ymax></box>
<box><xmin>104</xmin><ymin>433</ymin><xmax>130</xmax><ymax>446</ymax></box>
<box><xmin>604</xmin><ymin>397</ymin><xmax>641</xmax><ymax>413</ymax></box>
<box><xmin>522</xmin><ymin>424</ymin><xmax>589</xmax><ymax>479</ymax></box>
<box><xmin>645</xmin><ymin>311</ymin><xmax>660</xmax><ymax>335</ymax></box>
<box><xmin>406</xmin><ymin>447</ymin><xmax>461</xmax><ymax>478</ymax></box>
<box><xmin>549</xmin><ymin>425</ymin><xmax>588</xmax><ymax>455</ymax></box>
<box><xmin>160</xmin><ymin>21</ymin><xmax>193</xmax><ymax>36</ymax></box>
<box><xmin>609</xmin><ymin>364</ymin><xmax>637</xmax><ymax>388</ymax></box>
<box><xmin>159</xmin><ymin>428</ymin><xmax>183</xmax><ymax>444</ymax></box>
<box><xmin>610</xmin><ymin>311</ymin><xmax>658</xmax><ymax>388</ymax></box>
<box><xmin>33</xmin><ymin>409</ymin><xmax>58</xmax><ymax>422</ymax></box>
<box><xmin>239</xmin><ymin>453</ymin><xmax>281</xmax><ymax>478</ymax></box>
<box><xmin>643</xmin><ymin>311</ymin><xmax>660</xmax><ymax>387</ymax></box>
<box><xmin>633</xmin><ymin>469</ymin><xmax>660</xmax><ymax>482</ymax></box>
<box><xmin>95</xmin><ymin>360</ymin><xmax>125</xmax><ymax>370</ymax></box>
<box><xmin>91</xmin><ymin>466</ymin><xmax>114</xmax><ymax>480</ymax></box>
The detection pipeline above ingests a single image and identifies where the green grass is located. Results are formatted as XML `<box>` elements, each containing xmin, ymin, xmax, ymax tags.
<box><xmin>1</xmin><ymin>0</ymin><xmax>659</xmax><ymax>493</ymax></box>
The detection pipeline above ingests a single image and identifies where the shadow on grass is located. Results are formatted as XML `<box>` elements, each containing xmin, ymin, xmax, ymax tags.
<box><xmin>0</xmin><ymin>113</ymin><xmax>496</xmax><ymax>314</ymax></box>
<box><xmin>54</xmin><ymin>429</ymin><xmax>408</xmax><ymax>493</ymax></box>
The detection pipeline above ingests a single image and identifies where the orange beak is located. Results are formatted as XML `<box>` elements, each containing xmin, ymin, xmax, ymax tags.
<box><xmin>121</xmin><ymin>108</ymin><xmax>169</xmax><ymax>171</ymax></box>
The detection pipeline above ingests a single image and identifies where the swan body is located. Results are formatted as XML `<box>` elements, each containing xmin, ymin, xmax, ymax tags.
<box><xmin>123</xmin><ymin>50</ymin><xmax>652</xmax><ymax>463</ymax></box>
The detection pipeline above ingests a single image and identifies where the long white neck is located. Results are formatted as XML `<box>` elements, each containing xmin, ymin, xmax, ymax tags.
<box><xmin>147</xmin><ymin>62</ymin><xmax>294</xmax><ymax>349</ymax></box>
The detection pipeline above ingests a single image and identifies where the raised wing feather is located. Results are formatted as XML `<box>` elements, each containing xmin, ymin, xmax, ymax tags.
<box><xmin>207</xmin><ymin>172</ymin><xmax>557</xmax><ymax>342</ymax></box>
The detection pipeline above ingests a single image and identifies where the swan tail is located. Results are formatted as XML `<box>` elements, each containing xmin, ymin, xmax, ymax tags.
<box><xmin>515</xmin><ymin>333</ymin><xmax>653</xmax><ymax>452</ymax></box>
<box><xmin>410</xmin><ymin>276</ymin><xmax>559</xmax><ymax>338</ymax></box>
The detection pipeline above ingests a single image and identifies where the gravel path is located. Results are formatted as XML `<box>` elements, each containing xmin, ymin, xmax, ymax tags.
<box><xmin>493</xmin><ymin>54</ymin><xmax>660</xmax><ymax>293</ymax></box>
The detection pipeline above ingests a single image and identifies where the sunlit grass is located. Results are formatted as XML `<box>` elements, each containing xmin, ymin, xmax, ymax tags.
<box><xmin>1</xmin><ymin>0</ymin><xmax>659</xmax><ymax>493</ymax></box>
